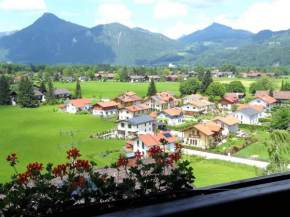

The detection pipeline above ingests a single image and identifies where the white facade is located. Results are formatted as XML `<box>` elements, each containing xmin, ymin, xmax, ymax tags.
<box><xmin>118</xmin><ymin>121</ymin><xmax>153</xmax><ymax>136</ymax></box>
<box><xmin>93</xmin><ymin>109</ymin><xmax>117</xmax><ymax>116</ymax></box>
<box><xmin>144</xmin><ymin>99</ymin><xmax>166</xmax><ymax>111</ymax></box>
<box><xmin>214</xmin><ymin>120</ymin><xmax>239</xmax><ymax>136</ymax></box>
<box><xmin>218</xmin><ymin>103</ymin><xmax>233</xmax><ymax>110</ymax></box>
<box><xmin>156</xmin><ymin>112</ymin><xmax>183</xmax><ymax>125</ymax></box>
<box><xmin>181</xmin><ymin>104</ymin><xmax>205</xmax><ymax>113</ymax></box>
<box><xmin>133</xmin><ymin>138</ymin><xmax>175</xmax><ymax>157</ymax></box>
<box><xmin>119</xmin><ymin>109</ymin><xmax>150</xmax><ymax>120</ymax></box>
<box><xmin>249</xmin><ymin>98</ymin><xmax>275</xmax><ymax>111</ymax></box>
<box><xmin>66</xmin><ymin>102</ymin><xmax>90</xmax><ymax>114</ymax></box>
<box><xmin>232</xmin><ymin>111</ymin><xmax>259</xmax><ymax>125</ymax></box>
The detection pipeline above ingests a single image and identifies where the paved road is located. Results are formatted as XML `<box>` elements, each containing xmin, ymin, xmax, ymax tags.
<box><xmin>183</xmin><ymin>149</ymin><xmax>269</xmax><ymax>168</ymax></box>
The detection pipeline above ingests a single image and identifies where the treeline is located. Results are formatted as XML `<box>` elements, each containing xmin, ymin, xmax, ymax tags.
<box><xmin>1</xmin><ymin>63</ymin><xmax>290</xmax><ymax>78</ymax></box>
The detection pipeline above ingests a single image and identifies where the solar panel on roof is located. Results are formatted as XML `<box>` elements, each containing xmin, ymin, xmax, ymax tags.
<box><xmin>163</xmin><ymin>133</ymin><xmax>172</xmax><ymax>138</ymax></box>
<box><xmin>137</xmin><ymin>105</ymin><xmax>144</xmax><ymax>109</ymax></box>
<box><xmin>131</xmin><ymin>96</ymin><xmax>136</xmax><ymax>99</ymax></box>
<box><xmin>155</xmin><ymin>96</ymin><xmax>162</xmax><ymax>101</ymax></box>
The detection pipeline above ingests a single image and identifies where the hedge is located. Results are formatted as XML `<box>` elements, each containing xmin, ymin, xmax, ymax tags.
<box><xmin>166</xmin><ymin>121</ymin><xmax>198</xmax><ymax>131</ymax></box>
<box><xmin>259</xmin><ymin>118</ymin><xmax>272</xmax><ymax>123</ymax></box>
<box><xmin>239</xmin><ymin>123</ymin><xmax>270</xmax><ymax>130</ymax></box>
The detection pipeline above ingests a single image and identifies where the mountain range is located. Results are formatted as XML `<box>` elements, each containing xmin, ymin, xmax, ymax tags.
<box><xmin>0</xmin><ymin>13</ymin><xmax>290</xmax><ymax>67</ymax></box>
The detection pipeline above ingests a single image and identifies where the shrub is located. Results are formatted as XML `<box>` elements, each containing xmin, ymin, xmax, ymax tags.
<box><xmin>78</xmin><ymin>110</ymin><xmax>89</xmax><ymax>115</ymax></box>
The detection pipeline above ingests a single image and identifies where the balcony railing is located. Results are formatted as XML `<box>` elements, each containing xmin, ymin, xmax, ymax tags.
<box><xmin>189</xmin><ymin>134</ymin><xmax>201</xmax><ymax>138</ymax></box>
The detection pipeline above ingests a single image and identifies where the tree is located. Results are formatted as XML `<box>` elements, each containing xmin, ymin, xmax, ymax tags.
<box><xmin>206</xmin><ymin>82</ymin><xmax>226</xmax><ymax>98</ymax></box>
<box><xmin>46</xmin><ymin>79</ymin><xmax>56</xmax><ymax>105</ymax></box>
<box><xmin>179</xmin><ymin>77</ymin><xmax>201</xmax><ymax>96</ymax></box>
<box><xmin>201</xmin><ymin>70</ymin><xmax>213</xmax><ymax>93</ymax></box>
<box><xmin>39</xmin><ymin>80</ymin><xmax>46</xmax><ymax>93</ymax></box>
<box><xmin>269</xmin><ymin>87</ymin><xmax>274</xmax><ymax>97</ymax></box>
<box><xmin>75</xmin><ymin>80</ymin><xmax>82</xmax><ymax>99</ymax></box>
<box><xmin>53</xmin><ymin>72</ymin><xmax>59</xmax><ymax>81</ymax></box>
<box><xmin>259</xmin><ymin>130</ymin><xmax>290</xmax><ymax>175</ymax></box>
<box><xmin>0</xmin><ymin>75</ymin><xmax>11</xmax><ymax>105</ymax></box>
<box><xmin>17</xmin><ymin>77</ymin><xmax>36</xmax><ymax>108</ymax></box>
<box><xmin>195</xmin><ymin>65</ymin><xmax>205</xmax><ymax>82</ymax></box>
<box><xmin>178</xmin><ymin>75</ymin><xmax>183</xmax><ymax>83</ymax></box>
<box><xmin>281</xmin><ymin>81</ymin><xmax>290</xmax><ymax>91</ymax></box>
<box><xmin>147</xmin><ymin>79</ymin><xmax>157</xmax><ymax>96</ymax></box>
<box><xmin>227</xmin><ymin>81</ymin><xmax>246</xmax><ymax>93</ymax></box>
<box><xmin>86</xmin><ymin>69</ymin><xmax>94</xmax><ymax>81</ymax></box>
<box><xmin>220</xmin><ymin>63</ymin><xmax>237</xmax><ymax>74</ymax></box>
<box><xmin>113</xmin><ymin>73</ymin><xmax>120</xmax><ymax>81</ymax></box>
<box><xmin>271</xmin><ymin>108</ymin><xmax>290</xmax><ymax>130</ymax></box>
<box><xmin>249</xmin><ymin>76</ymin><xmax>277</xmax><ymax>94</ymax></box>
<box><xmin>102</xmin><ymin>76</ymin><xmax>108</xmax><ymax>82</ymax></box>
<box><xmin>118</xmin><ymin>67</ymin><xmax>129</xmax><ymax>82</ymax></box>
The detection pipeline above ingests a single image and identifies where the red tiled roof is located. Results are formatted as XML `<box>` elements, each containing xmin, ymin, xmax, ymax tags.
<box><xmin>137</xmin><ymin>132</ymin><xmax>178</xmax><ymax>147</ymax></box>
<box><xmin>224</xmin><ymin>97</ymin><xmax>238</xmax><ymax>103</ymax></box>
<box><xmin>162</xmin><ymin>107</ymin><xmax>183</xmax><ymax>116</ymax></box>
<box><xmin>149</xmin><ymin>112</ymin><xmax>157</xmax><ymax>119</ymax></box>
<box><xmin>59</xmin><ymin>104</ymin><xmax>66</xmax><ymax>108</ymax></box>
<box><xmin>69</xmin><ymin>98</ymin><xmax>91</xmax><ymax>108</ymax></box>
<box><xmin>273</xmin><ymin>91</ymin><xmax>290</xmax><ymax>100</ymax></box>
<box><xmin>97</xmin><ymin>101</ymin><xmax>118</xmax><ymax>108</ymax></box>
<box><xmin>125</xmin><ymin>104</ymin><xmax>150</xmax><ymax>112</ymax></box>
<box><xmin>237</xmin><ymin>104</ymin><xmax>264</xmax><ymax>112</ymax></box>
<box><xmin>250</xmin><ymin>94</ymin><xmax>277</xmax><ymax>104</ymax></box>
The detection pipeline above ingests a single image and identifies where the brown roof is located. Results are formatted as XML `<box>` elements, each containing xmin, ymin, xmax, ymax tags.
<box><xmin>162</xmin><ymin>107</ymin><xmax>183</xmax><ymax>116</ymax></box>
<box><xmin>237</xmin><ymin>104</ymin><xmax>264</xmax><ymax>112</ymax></box>
<box><xmin>273</xmin><ymin>91</ymin><xmax>290</xmax><ymax>100</ymax></box>
<box><xmin>224</xmin><ymin>93</ymin><xmax>245</xmax><ymax>98</ymax></box>
<box><xmin>126</xmin><ymin>140</ymin><xmax>134</xmax><ymax>146</ymax></box>
<box><xmin>149</xmin><ymin>112</ymin><xmax>157</xmax><ymax>119</ymax></box>
<box><xmin>250</xmin><ymin>94</ymin><xmax>277</xmax><ymax>104</ymax></box>
<box><xmin>188</xmin><ymin>101</ymin><xmax>207</xmax><ymax>107</ymax></box>
<box><xmin>97</xmin><ymin>101</ymin><xmax>118</xmax><ymax>108</ymax></box>
<box><xmin>214</xmin><ymin>115</ymin><xmax>240</xmax><ymax>126</ymax></box>
<box><xmin>59</xmin><ymin>104</ymin><xmax>66</xmax><ymax>108</ymax></box>
<box><xmin>181</xmin><ymin>121</ymin><xmax>222</xmax><ymax>135</ymax></box>
<box><xmin>255</xmin><ymin>91</ymin><xmax>269</xmax><ymax>97</ymax></box>
<box><xmin>184</xmin><ymin>94</ymin><xmax>204</xmax><ymax>100</ymax></box>
<box><xmin>125</xmin><ymin>104</ymin><xmax>150</xmax><ymax>112</ymax></box>
<box><xmin>124</xmin><ymin>91</ymin><xmax>137</xmax><ymax>96</ymax></box>
<box><xmin>69</xmin><ymin>98</ymin><xmax>91</xmax><ymax>108</ymax></box>
<box><xmin>137</xmin><ymin>132</ymin><xmax>178</xmax><ymax>147</ymax></box>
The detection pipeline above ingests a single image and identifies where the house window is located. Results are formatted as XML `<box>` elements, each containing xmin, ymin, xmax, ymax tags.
<box><xmin>192</xmin><ymin>130</ymin><xmax>195</xmax><ymax>134</ymax></box>
<box><xmin>149</xmin><ymin>128</ymin><xmax>151</xmax><ymax>131</ymax></box>
<box><xmin>128</xmin><ymin>124</ymin><xmax>131</xmax><ymax>129</ymax></box>
<box><xmin>142</xmin><ymin>142</ymin><xmax>144</xmax><ymax>149</ymax></box>
<box><xmin>126</xmin><ymin>111</ymin><xmax>129</xmax><ymax>114</ymax></box>
<box><xmin>241</xmin><ymin>116</ymin><xmax>243</xmax><ymax>120</ymax></box>
<box><xmin>137</xmin><ymin>140</ymin><xmax>139</xmax><ymax>148</ymax></box>
<box><xmin>145</xmin><ymin>123</ymin><xmax>146</xmax><ymax>126</ymax></box>
<box><xmin>121</xmin><ymin>123</ymin><xmax>125</xmax><ymax>128</ymax></box>
<box><xmin>137</xmin><ymin>125</ymin><xmax>138</xmax><ymax>129</ymax></box>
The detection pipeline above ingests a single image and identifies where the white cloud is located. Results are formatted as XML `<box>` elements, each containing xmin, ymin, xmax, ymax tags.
<box><xmin>95</xmin><ymin>4</ymin><xmax>133</xmax><ymax>27</ymax></box>
<box><xmin>215</xmin><ymin>0</ymin><xmax>290</xmax><ymax>33</ymax></box>
<box><xmin>0</xmin><ymin>0</ymin><xmax>46</xmax><ymax>10</ymax></box>
<box><xmin>61</xmin><ymin>11</ymin><xmax>81</xmax><ymax>17</ymax></box>
<box><xmin>154</xmin><ymin>1</ymin><xmax>187</xmax><ymax>19</ymax></box>
<box><xmin>134</xmin><ymin>0</ymin><xmax>158</xmax><ymax>3</ymax></box>
<box><xmin>94</xmin><ymin>0</ymin><xmax>122</xmax><ymax>2</ymax></box>
<box><xmin>214</xmin><ymin>13</ymin><xmax>238</xmax><ymax>27</ymax></box>
<box><xmin>179</xmin><ymin>0</ymin><xmax>226</xmax><ymax>8</ymax></box>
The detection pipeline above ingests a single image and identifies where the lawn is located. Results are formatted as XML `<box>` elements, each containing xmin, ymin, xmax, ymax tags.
<box><xmin>0</xmin><ymin>105</ymin><xmax>124</xmax><ymax>183</ymax></box>
<box><xmin>53</xmin><ymin>81</ymin><xmax>181</xmax><ymax>99</ymax></box>
<box><xmin>189</xmin><ymin>158</ymin><xmax>257</xmax><ymax>188</ymax></box>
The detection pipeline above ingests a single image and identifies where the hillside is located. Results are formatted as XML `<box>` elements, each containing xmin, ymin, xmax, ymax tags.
<box><xmin>0</xmin><ymin>13</ymin><xmax>183</xmax><ymax>65</ymax></box>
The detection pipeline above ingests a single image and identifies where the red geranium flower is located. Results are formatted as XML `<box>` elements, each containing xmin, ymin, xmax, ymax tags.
<box><xmin>148</xmin><ymin>146</ymin><xmax>162</xmax><ymax>158</ymax></box>
<box><xmin>117</xmin><ymin>156</ymin><xmax>128</xmax><ymax>167</ymax></box>
<box><xmin>16</xmin><ymin>172</ymin><xmax>29</xmax><ymax>184</ymax></box>
<box><xmin>66</xmin><ymin>148</ymin><xmax>81</xmax><ymax>160</ymax></box>
<box><xmin>53</xmin><ymin>164</ymin><xmax>68</xmax><ymax>177</ymax></box>
<box><xmin>134</xmin><ymin>150</ymin><xmax>143</xmax><ymax>159</ymax></box>
<box><xmin>174</xmin><ymin>143</ymin><xmax>184</xmax><ymax>151</ymax></box>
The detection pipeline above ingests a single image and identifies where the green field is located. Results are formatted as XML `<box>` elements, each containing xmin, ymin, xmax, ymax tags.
<box><xmin>191</xmin><ymin>159</ymin><xmax>257</xmax><ymax>188</ymax></box>
<box><xmin>53</xmin><ymin>81</ymin><xmax>181</xmax><ymax>99</ymax></box>
<box><xmin>0</xmin><ymin>105</ymin><xmax>124</xmax><ymax>183</ymax></box>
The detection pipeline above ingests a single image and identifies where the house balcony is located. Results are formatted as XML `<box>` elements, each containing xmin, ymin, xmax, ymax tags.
<box><xmin>189</xmin><ymin>134</ymin><xmax>201</xmax><ymax>139</ymax></box>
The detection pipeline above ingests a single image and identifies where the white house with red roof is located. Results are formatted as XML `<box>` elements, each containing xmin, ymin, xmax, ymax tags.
<box><xmin>113</xmin><ymin>91</ymin><xmax>142</xmax><ymax>108</ymax></box>
<box><xmin>218</xmin><ymin>97</ymin><xmax>238</xmax><ymax>110</ymax></box>
<box><xmin>144</xmin><ymin>91</ymin><xmax>180</xmax><ymax>111</ymax></box>
<box><xmin>156</xmin><ymin>107</ymin><xmax>184</xmax><ymax>125</ymax></box>
<box><xmin>119</xmin><ymin>104</ymin><xmax>151</xmax><ymax>120</ymax></box>
<box><xmin>132</xmin><ymin>132</ymin><xmax>178</xmax><ymax>157</ymax></box>
<box><xmin>92</xmin><ymin>101</ymin><xmax>118</xmax><ymax>116</ymax></box>
<box><xmin>117</xmin><ymin>116</ymin><xmax>155</xmax><ymax>136</ymax></box>
<box><xmin>249</xmin><ymin>94</ymin><xmax>276</xmax><ymax>111</ymax></box>
<box><xmin>213</xmin><ymin>115</ymin><xmax>240</xmax><ymax>136</ymax></box>
<box><xmin>60</xmin><ymin>98</ymin><xmax>91</xmax><ymax>114</ymax></box>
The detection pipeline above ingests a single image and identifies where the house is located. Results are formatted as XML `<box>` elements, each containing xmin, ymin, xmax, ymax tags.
<box><xmin>79</xmin><ymin>77</ymin><xmax>86</xmax><ymax>82</ymax></box>
<box><xmin>127</xmin><ymin>75</ymin><xmax>145</xmax><ymax>83</ymax></box>
<box><xmin>60</xmin><ymin>77</ymin><xmax>75</xmax><ymax>82</ymax></box>
<box><xmin>213</xmin><ymin>115</ymin><xmax>240</xmax><ymax>136</ymax></box>
<box><xmin>156</xmin><ymin>108</ymin><xmax>183</xmax><ymax>125</ymax></box>
<box><xmin>166</xmin><ymin>75</ymin><xmax>179</xmax><ymax>82</ymax></box>
<box><xmin>132</xmin><ymin>132</ymin><xmax>178</xmax><ymax>156</ymax></box>
<box><xmin>249</xmin><ymin>94</ymin><xmax>276</xmax><ymax>111</ymax></box>
<box><xmin>182</xmin><ymin>94</ymin><xmax>208</xmax><ymax>104</ymax></box>
<box><xmin>246</xmin><ymin>73</ymin><xmax>261</xmax><ymax>79</ymax></box>
<box><xmin>148</xmin><ymin>75</ymin><xmax>160</xmax><ymax>82</ymax></box>
<box><xmin>117</xmin><ymin>116</ymin><xmax>154</xmax><ymax>136</ymax></box>
<box><xmin>273</xmin><ymin>91</ymin><xmax>290</xmax><ymax>104</ymax></box>
<box><xmin>232</xmin><ymin>107</ymin><xmax>260</xmax><ymax>125</ymax></box>
<box><xmin>224</xmin><ymin>93</ymin><xmax>245</xmax><ymax>100</ymax></box>
<box><xmin>123</xmin><ymin>140</ymin><xmax>134</xmax><ymax>152</ymax></box>
<box><xmin>237</xmin><ymin>104</ymin><xmax>265</xmax><ymax>118</ymax></box>
<box><xmin>54</xmin><ymin>88</ymin><xmax>70</xmax><ymax>100</ymax></box>
<box><xmin>119</xmin><ymin>104</ymin><xmax>151</xmax><ymax>120</ymax></box>
<box><xmin>11</xmin><ymin>88</ymin><xmax>45</xmax><ymax>105</ymax></box>
<box><xmin>60</xmin><ymin>98</ymin><xmax>91</xmax><ymax>114</ymax></box>
<box><xmin>92</xmin><ymin>101</ymin><xmax>118</xmax><ymax>116</ymax></box>
<box><xmin>254</xmin><ymin>91</ymin><xmax>269</xmax><ymax>97</ymax></box>
<box><xmin>13</xmin><ymin>76</ymin><xmax>21</xmax><ymax>83</ymax></box>
<box><xmin>180</xmin><ymin>121</ymin><xmax>223</xmax><ymax>148</ymax></box>
<box><xmin>113</xmin><ymin>91</ymin><xmax>142</xmax><ymax>108</ymax></box>
<box><xmin>218</xmin><ymin>97</ymin><xmax>238</xmax><ymax>110</ymax></box>
<box><xmin>144</xmin><ymin>92</ymin><xmax>180</xmax><ymax>111</ymax></box>
<box><xmin>181</xmin><ymin>101</ymin><xmax>207</xmax><ymax>115</ymax></box>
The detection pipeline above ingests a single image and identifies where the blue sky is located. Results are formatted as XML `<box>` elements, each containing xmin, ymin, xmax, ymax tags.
<box><xmin>0</xmin><ymin>0</ymin><xmax>289</xmax><ymax>39</ymax></box>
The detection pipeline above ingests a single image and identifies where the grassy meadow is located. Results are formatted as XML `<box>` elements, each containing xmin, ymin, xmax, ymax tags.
<box><xmin>0</xmin><ymin>105</ymin><xmax>124</xmax><ymax>183</ymax></box>
<box><xmin>188</xmin><ymin>158</ymin><xmax>257</xmax><ymax>188</ymax></box>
